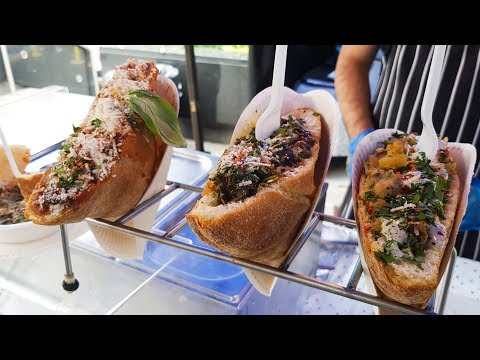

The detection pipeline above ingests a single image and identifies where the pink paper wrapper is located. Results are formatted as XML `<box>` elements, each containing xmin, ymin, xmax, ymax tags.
<box><xmin>236</xmin><ymin>87</ymin><xmax>340</xmax><ymax>296</ymax></box>
<box><xmin>352</xmin><ymin>128</ymin><xmax>477</xmax><ymax>309</ymax></box>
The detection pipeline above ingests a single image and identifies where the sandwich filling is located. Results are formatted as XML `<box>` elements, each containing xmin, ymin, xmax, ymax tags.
<box><xmin>33</xmin><ymin>60</ymin><xmax>158</xmax><ymax>216</ymax></box>
<box><xmin>359</xmin><ymin>132</ymin><xmax>456</xmax><ymax>268</ymax></box>
<box><xmin>0</xmin><ymin>185</ymin><xmax>27</xmax><ymax>225</ymax></box>
<box><xmin>210</xmin><ymin>114</ymin><xmax>315</xmax><ymax>205</ymax></box>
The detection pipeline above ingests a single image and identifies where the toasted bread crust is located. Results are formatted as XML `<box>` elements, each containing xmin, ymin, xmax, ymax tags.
<box><xmin>0</xmin><ymin>145</ymin><xmax>30</xmax><ymax>187</ymax></box>
<box><xmin>24</xmin><ymin>60</ymin><xmax>178</xmax><ymax>225</ymax></box>
<box><xmin>186</xmin><ymin>109</ymin><xmax>321</xmax><ymax>262</ymax></box>
<box><xmin>358</xmin><ymin>171</ymin><xmax>460</xmax><ymax>308</ymax></box>
<box><xmin>25</xmin><ymin>127</ymin><xmax>165</xmax><ymax>225</ymax></box>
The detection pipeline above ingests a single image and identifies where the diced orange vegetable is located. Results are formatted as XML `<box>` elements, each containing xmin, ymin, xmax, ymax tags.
<box><xmin>386</xmin><ymin>140</ymin><xmax>405</xmax><ymax>154</ymax></box>
<box><xmin>379</xmin><ymin>154</ymin><xmax>408</xmax><ymax>170</ymax></box>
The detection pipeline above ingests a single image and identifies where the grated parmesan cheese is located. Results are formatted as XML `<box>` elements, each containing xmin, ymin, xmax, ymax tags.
<box><xmin>35</xmin><ymin>59</ymin><xmax>158</xmax><ymax>214</ymax></box>
<box><xmin>390</xmin><ymin>201</ymin><xmax>417</xmax><ymax>212</ymax></box>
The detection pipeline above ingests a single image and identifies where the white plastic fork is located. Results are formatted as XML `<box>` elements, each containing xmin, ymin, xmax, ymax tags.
<box><xmin>416</xmin><ymin>45</ymin><xmax>447</xmax><ymax>160</ymax></box>
<box><xmin>255</xmin><ymin>45</ymin><xmax>288</xmax><ymax>141</ymax></box>
<box><xmin>0</xmin><ymin>125</ymin><xmax>22</xmax><ymax>178</ymax></box>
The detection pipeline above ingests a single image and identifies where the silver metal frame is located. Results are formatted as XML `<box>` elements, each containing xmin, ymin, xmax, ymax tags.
<box><xmin>57</xmin><ymin>179</ymin><xmax>456</xmax><ymax>315</ymax></box>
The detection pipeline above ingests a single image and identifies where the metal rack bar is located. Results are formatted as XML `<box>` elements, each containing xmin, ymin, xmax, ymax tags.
<box><xmin>85</xmin><ymin>214</ymin><xmax>437</xmax><ymax>315</ymax></box>
<box><xmin>438</xmin><ymin>248</ymin><xmax>457</xmax><ymax>314</ymax></box>
<box><xmin>281</xmin><ymin>213</ymin><xmax>321</xmax><ymax>269</ymax></box>
<box><xmin>184</xmin><ymin>45</ymin><xmax>204</xmax><ymax>152</ymax></box>
<box><xmin>57</xmin><ymin>178</ymin><xmax>454</xmax><ymax>315</ymax></box>
<box><xmin>165</xmin><ymin>218</ymin><xmax>188</xmax><ymax>238</ymax></box>
<box><xmin>116</xmin><ymin>183</ymin><xmax>179</xmax><ymax>224</ymax></box>
<box><xmin>166</xmin><ymin>180</ymin><xmax>203</xmax><ymax>192</ymax></box>
<box><xmin>347</xmin><ymin>258</ymin><xmax>363</xmax><ymax>290</ymax></box>
<box><xmin>318</xmin><ymin>213</ymin><xmax>357</xmax><ymax>228</ymax></box>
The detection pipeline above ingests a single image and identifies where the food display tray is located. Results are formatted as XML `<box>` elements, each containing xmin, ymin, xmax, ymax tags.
<box><xmin>31</xmin><ymin>148</ymin><xmax>456</xmax><ymax>315</ymax></box>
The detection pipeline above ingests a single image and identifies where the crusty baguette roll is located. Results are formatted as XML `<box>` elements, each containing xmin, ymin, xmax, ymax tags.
<box><xmin>17</xmin><ymin>172</ymin><xmax>44</xmax><ymax>201</ymax></box>
<box><xmin>0</xmin><ymin>145</ymin><xmax>30</xmax><ymax>187</ymax></box>
<box><xmin>24</xmin><ymin>60</ymin><xmax>179</xmax><ymax>225</ymax></box>
<box><xmin>187</xmin><ymin>109</ymin><xmax>321</xmax><ymax>262</ymax></box>
<box><xmin>356</xmin><ymin>132</ymin><xmax>460</xmax><ymax>308</ymax></box>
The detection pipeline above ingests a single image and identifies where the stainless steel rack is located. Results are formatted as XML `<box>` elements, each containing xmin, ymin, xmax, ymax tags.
<box><xmin>59</xmin><ymin>180</ymin><xmax>456</xmax><ymax>315</ymax></box>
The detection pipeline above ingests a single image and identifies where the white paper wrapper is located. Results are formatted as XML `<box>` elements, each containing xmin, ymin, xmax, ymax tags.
<box><xmin>88</xmin><ymin>76</ymin><xmax>179</xmax><ymax>259</ymax></box>
<box><xmin>88</xmin><ymin>147</ymin><xmax>172</xmax><ymax>259</ymax></box>
<box><xmin>237</xmin><ymin>87</ymin><xmax>340</xmax><ymax>296</ymax></box>
<box><xmin>352</xmin><ymin>128</ymin><xmax>477</xmax><ymax>310</ymax></box>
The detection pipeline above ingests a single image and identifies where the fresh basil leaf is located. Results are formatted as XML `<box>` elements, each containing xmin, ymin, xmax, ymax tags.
<box><xmin>124</xmin><ymin>90</ymin><xmax>187</xmax><ymax>148</ymax></box>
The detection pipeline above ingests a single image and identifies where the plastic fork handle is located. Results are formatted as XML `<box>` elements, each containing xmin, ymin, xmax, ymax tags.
<box><xmin>268</xmin><ymin>45</ymin><xmax>288</xmax><ymax>112</ymax></box>
<box><xmin>418</xmin><ymin>45</ymin><xmax>446</xmax><ymax>159</ymax></box>
<box><xmin>255</xmin><ymin>45</ymin><xmax>288</xmax><ymax>141</ymax></box>
<box><xmin>421</xmin><ymin>45</ymin><xmax>446</xmax><ymax>125</ymax></box>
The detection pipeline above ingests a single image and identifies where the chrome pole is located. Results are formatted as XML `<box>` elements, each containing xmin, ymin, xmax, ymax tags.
<box><xmin>184</xmin><ymin>45</ymin><xmax>204</xmax><ymax>151</ymax></box>
<box><xmin>60</xmin><ymin>225</ymin><xmax>79</xmax><ymax>292</ymax></box>
<box><xmin>0</xmin><ymin>45</ymin><xmax>15</xmax><ymax>95</ymax></box>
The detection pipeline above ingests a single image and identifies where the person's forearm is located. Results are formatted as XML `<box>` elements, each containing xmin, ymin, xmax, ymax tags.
<box><xmin>335</xmin><ymin>45</ymin><xmax>378</xmax><ymax>139</ymax></box>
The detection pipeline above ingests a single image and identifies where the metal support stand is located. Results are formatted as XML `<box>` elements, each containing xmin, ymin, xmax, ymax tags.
<box><xmin>184</xmin><ymin>45</ymin><xmax>204</xmax><ymax>152</ymax></box>
<box><xmin>0</xmin><ymin>45</ymin><xmax>16</xmax><ymax>95</ymax></box>
<box><xmin>60</xmin><ymin>225</ymin><xmax>79</xmax><ymax>292</ymax></box>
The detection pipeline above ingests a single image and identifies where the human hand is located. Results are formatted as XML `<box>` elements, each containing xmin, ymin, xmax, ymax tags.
<box><xmin>459</xmin><ymin>177</ymin><xmax>480</xmax><ymax>232</ymax></box>
<box><xmin>347</xmin><ymin>128</ymin><xmax>374</xmax><ymax>176</ymax></box>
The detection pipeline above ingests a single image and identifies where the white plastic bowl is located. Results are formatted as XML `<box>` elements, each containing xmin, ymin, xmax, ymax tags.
<box><xmin>0</xmin><ymin>220</ymin><xmax>59</xmax><ymax>244</ymax></box>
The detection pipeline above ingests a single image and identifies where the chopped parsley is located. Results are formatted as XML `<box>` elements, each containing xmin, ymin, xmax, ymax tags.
<box><xmin>212</xmin><ymin>116</ymin><xmax>313</xmax><ymax>204</ymax></box>
<box><xmin>91</xmin><ymin>118</ymin><xmax>102</xmax><ymax>128</ymax></box>
<box><xmin>375</xmin><ymin>241</ymin><xmax>396</xmax><ymax>264</ymax></box>
<box><xmin>413</xmin><ymin>193</ymin><xmax>421</xmax><ymax>204</ymax></box>
<box><xmin>363</xmin><ymin>191</ymin><xmax>377</xmax><ymax>203</ymax></box>
<box><xmin>312</xmin><ymin>112</ymin><xmax>320</xmax><ymax>116</ymax></box>
<box><xmin>127</xmin><ymin>116</ymin><xmax>140</xmax><ymax>129</ymax></box>
<box><xmin>59</xmin><ymin>143</ymin><xmax>71</xmax><ymax>153</ymax></box>
<box><xmin>391</xmin><ymin>132</ymin><xmax>405</xmax><ymax>139</ymax></box>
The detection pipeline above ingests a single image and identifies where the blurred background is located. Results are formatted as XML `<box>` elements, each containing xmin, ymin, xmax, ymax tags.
<box><xmin>0</xmin><ymin>44</ymin><xmax>384</xmax><ymax>216</ymax></box>
<box><xmin>0</xmin><ymin>45</ymin><xmax>365</xmax><ymax>157</ymax></box>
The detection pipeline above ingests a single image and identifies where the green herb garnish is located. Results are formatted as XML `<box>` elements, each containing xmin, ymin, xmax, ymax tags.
<box><xmin>413</xmin><ymin>193</ymin><xmax>421</xmax><ymax>204</ymax></box>
<box><xmin>376</xmin><ymin>249</ymin><xmax>395</xmax><ymax>264</ymax></box>
<box><xmin>127</xmin><ymin>116</ymin><xmax>139</xmax><ymax>129</ymax></box>
<box><xmin>124</xmin><ymin>90</ymin><xmax>187</xmax><ymax>148</ymax></box>
<box><xmin>312</xmin><ymin>112</ymin><xmax>320</xmax><ymax>116</ymax></box>
<box><xmin>59</xmin><ymin>143</ymin><xmax>71</xmax><ymax>153</ymax></box>
<box><xmin>91</xmin><ymin>118</ymin><xmax>102</xmax><ymax>128</ymax></box>
<box><xmin>391</xmin><ymin>132</ymin><xmax>405</xmax><ymax>139</ymax></box>
<box><xmin>363</xmin><ymin>191</ymin><xmax>377</xmax><ymax>203</ymax></box>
